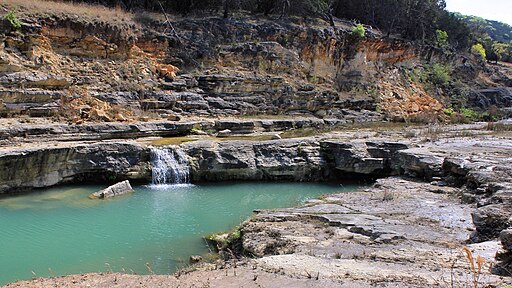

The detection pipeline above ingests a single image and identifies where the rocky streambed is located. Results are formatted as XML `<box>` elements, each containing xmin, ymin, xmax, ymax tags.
<box><xmin>1</xmin><ymin>120</ymin><xmax>512</xmax><ymax>287</ymax></box>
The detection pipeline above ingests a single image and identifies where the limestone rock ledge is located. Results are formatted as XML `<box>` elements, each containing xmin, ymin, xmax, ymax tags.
<box><xmin>0</xmin><ymin>142</ymin><xmax>151</xmax><ymax>194</ymax></box>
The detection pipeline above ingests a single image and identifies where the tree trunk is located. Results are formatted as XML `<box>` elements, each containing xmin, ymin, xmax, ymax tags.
<box><xmin>223</xmin><ymin>0</ymin><xmax>229</xmax><ymax>19</ymax></box>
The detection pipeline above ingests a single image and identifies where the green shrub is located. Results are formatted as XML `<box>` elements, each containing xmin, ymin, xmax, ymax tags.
<box><xmin>429</xmin><ymin>63</ymin><xmax>451</xmax><ymax>85</ymax></box>
<box><xmin>226</xmin><ymin>229</ymin><xmax>241</xmax><ymax>243</ymax></box>
<box><xmin>435</xmin><ymin>29</ymin><xmax>449</xmax><ymax>49</ymax></box>
<box><xmin>471</xmin><ymin>43</ymin><xmax>486</xmax><ymax>60</ymax></box>
<box><xmin>460</xmin><ymin>107</ymin><xmax>480</xmax><ymax>120</ymax></box>
<box><xmin>5</xmin><ymin>10</ymin><xmax>22</xmax><ymax>30</ymax></box>
<box><xmin>352</xmin><ymin>24</ymin><xmax>365</xmax><ymax>38</ymax></box>
<box><xmin>443</xmin><ymin>108</ymin><xmax>455</xmax><ymax>116</ymax></box>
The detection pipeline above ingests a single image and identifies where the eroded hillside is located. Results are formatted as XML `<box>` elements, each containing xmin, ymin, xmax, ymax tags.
<box><xmin>0</xmin><ymin>0</ymin><xmax>510</xmax><ymax>125</ymax></box>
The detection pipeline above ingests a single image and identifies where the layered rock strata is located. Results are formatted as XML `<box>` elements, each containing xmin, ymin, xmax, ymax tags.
<box><xmin>0</xmin><ymin>142</ymin><xmax>150</xmax><ymax>194</ymax></box>
<box><xmin>1</xmin><ymin>123</ymin><xmax>512</xmax><ymax>285</ymax></box>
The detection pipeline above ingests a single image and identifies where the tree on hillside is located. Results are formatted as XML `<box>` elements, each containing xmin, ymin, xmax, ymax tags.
<box><xmin>437</xmin><ymin>12</ymin><xmax>471</xmax><ymax>49</ymax></box>
<box><xmin>331</xmin><ymin>0</ymin><xmax>452</xmax><ymax>43</ymax></box>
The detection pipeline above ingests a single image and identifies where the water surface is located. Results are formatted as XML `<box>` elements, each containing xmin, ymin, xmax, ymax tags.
<box><xmin>0</xmin><ymin>182</ymin><xmax>357</xmax><ymax>285</ymax></box>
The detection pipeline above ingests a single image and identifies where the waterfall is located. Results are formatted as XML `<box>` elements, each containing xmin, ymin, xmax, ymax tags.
<box><xmin>150</xmin><ymin>147</ymin><xmax>190</xmax><ymax>185</ymax></box>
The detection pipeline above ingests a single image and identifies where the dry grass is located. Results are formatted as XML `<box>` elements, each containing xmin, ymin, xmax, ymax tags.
<box><xmin>0</xmin><ymin>0</ymin><xmax>137</xmax><ymax>29</ymax></box>
<box><xmin>460</xmin><ymin>246</ymin><xmax>486</xmax><ymax>288</ymax></box>
<box><xmin>487</xmin><ymin>122</ymin><xmax>512</xmax><ymax>132</ymax></box>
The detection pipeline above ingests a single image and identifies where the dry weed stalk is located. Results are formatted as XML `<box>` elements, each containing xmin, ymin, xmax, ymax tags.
<box><xmin>461</xmin><ymin>246</ymin><xmax>486</xmax><ymax>288</ymax></box>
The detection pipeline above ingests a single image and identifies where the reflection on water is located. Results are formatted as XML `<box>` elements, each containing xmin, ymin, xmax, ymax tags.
<box><xmin>0</xmin><ymin>182</ymin><xmax>356</xmax><ymax>285</ymax></box>
<box><xmin>0</xmin><ymin>186</ymin><xmax>101</xmax><ymax>210</ymax></box>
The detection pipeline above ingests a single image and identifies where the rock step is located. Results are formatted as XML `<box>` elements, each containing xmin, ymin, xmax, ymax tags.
<box><xmin>0</xmin><ymin>71</ymin><xmax>71</xmax><ymax>89</ymax></box>
<box><xmin>0</xmin><ymin>89</ymin><xmax>65</xmax><ymax>103</ymax></box>
<box><xmin>0</xmin><ymin>89</ymin><xmax>65</xmax><ymax>117</ymax></box>
<box><xmin>0</xmin><ymin>119</ymin><xmax>359</xmax><ymax>142</ymax></box>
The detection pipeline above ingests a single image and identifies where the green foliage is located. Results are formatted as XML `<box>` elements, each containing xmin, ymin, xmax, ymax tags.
<box><xmin>331</xmin><ymin>0</ymin><xmax>470</xmax><ymax>48</ymax></box>
<box><xmin>351</xmin><ymin>23</ymin><xmax>365</xmax><ymax>38</ymax></box>
<box><xmin>437</xmin><ymin>12</ymin><xmax>471</xmax><ymax>49</ymax></box>
<box><xmin>454</xmin><ymin>13</ymin><xmax>512</xmax><ymax>63</ymax></box>
<box><xmin>460</xmin><ymin>107</ymin><xmax>480</xmax><ymax>120</ymax></box>
<box><xmin>492</xmin><ymin>41</ymin><xmax>512</xmax><ymax>62</ymax></box>
<box><xmin>308</xmin><ymin>73</ymin><xmax>319</xmax><ymax>84</ymax></box>
<box><xmin>443</xmin><ymin>108</ymin><xmax>455</xmax><ymax>117</ymax></box>
<box><xmin>5</xmin><ymin>10</ymin><xmax>22</xmax><ymax>30</ymax></box>
<box><xmin>252</xmin><ymin>0</ymin><xmax>330</xmax><ymax>17</ymax></box>
<box><xmin>454</xmin><ymin>13</ymin><xmax>512</xmax><ymax>43</ymax></box>
<box><xmin>429</xmin><ymin>63</ymin><xmax>451</xmax><ymax>86</ymax></box>
<box><xmin>206</xmin><ymin>226</ymin><xmax>241</xmax><ymax>250</ymax></box>
<box><xmin>435</xmin><ymin>29</ymin><xmax>449</xmax><ymax>49</ymax></box>
<box><xmin>65</xmin><ymin>0</ymin><xmax>470</xmax><ymax>49</ymax></box>
<box><xmin>226</xmin><ymin>228</ymin><xmax>241</xmax><ymax>243</ymax></box>
<box><xmin>471</xmin><ymin>43</ymin><xmax>487</xmax><ymax>60</ymax></box>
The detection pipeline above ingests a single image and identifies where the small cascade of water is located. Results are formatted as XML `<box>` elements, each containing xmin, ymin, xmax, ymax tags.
<box><xmin>150</xmin><ymin>147</ymin><xmax>190</xmax><ymax>185</ymax></box>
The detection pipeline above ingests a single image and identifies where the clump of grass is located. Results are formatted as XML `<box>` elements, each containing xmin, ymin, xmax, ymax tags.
<box><xmin>382</xmin><ymin>189</ymin><xmax>395</xmax><ymax>201</ymax></box>
<box><xmin>4</xmin><ymin>9</ymin><xmax>22</xmax><ymax>29</ymax></box>
<box><xmin>420</xmin><ymin>124</ymin><xmax>444</xmax><ymax>142</ymax></box>
<box><xmin>351</xmin><ymin>23</ymin><xmax>365</xmax><ymax>38</ymax></box>
<box><xmin>205</xmin><ymin>225</ymin><xmax>242</xmax><ymax>251</ymax></box>
<box><xmin>487</xmin><ymin>122</ymin><xmax>512</xmax><ymax>132</ymax></box>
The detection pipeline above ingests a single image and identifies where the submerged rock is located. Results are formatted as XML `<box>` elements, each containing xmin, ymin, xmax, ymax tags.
<box><xmin>90</xmin><ymin>180</ymin><xmax>133</xmax><ymax>199</ymax></box>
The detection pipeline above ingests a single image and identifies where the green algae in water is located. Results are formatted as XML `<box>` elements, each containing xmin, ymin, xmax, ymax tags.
<box><xmin>0</xmin><ymin>182</ymin><xmax>358</xmax><ymax>285</ymax></box>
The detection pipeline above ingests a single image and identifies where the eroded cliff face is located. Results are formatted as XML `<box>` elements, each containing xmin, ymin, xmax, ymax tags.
<box><xmin>0</xmin><ymin>7</ymin><xmax>468</xmax><ymax>123</ymax></box>
<box><xmin>0</xmin><ymin>142</ymin><xmax>151</xmax><ymax>193</ymax></box>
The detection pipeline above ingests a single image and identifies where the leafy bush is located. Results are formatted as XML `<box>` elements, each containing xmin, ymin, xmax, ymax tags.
<box><xmin>429</xmin><ymin>63</ymin><xmax>451</xmax><ymax>86</ymax></box>
<box><xmin>471</xmin><ymin>43</ymin><xmax>486</xmax><ymax>60</ymax></box>
<box><xmin>435</xmin><ymin>29</ymin><xmax>449</xmax><ymax>49</ymax></box>
<box><xmin>443</xmin><ymin>108</ymin><xmax>455</xmax><ymax>117</ymax></box>
<box><xmin>352</xmin><ymin>24</ymin><xmax>365</xmax><ymax>38</ymax></box>
<box><xmin>5</xmin><ymin>10</ymin><xmax>22</xmax><ymax>30</ymax></box>
<box><xmin>492</xmin><ymin>42</ymin><xmax>512</xmax><ymax>62</ymax></box>
<box><xmin>460</xmin><ymin>107</ymin><xmax>480</xmax><ymax>120</ymax></box>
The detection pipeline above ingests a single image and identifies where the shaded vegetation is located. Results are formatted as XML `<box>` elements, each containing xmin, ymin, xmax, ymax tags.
<box><xmin>455</xmin><ymin>13</ymin><xmax>512</xmax><ymax>43</ymax></box>
<box><xmin>63</xmin><ymin>0</ymin><xmax>471</xmax><ymax>49</ymax></box>
<box><xmin>455</xmin><ymin>13</ymin><xmax>512</xmax><ymax>63</ymax></box>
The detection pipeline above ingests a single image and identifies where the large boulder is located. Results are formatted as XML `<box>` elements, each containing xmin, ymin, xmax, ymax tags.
<box><xmin>500</xmin><ymin>228</ymin><xmax>512</xmax><ymax>251</ymax></box>
<box><xmin>320</xmin><ymin>140</ymin><xmax>408</xmax><ymax>176</ymax></box>
<box><xmin>472</xmin><ymin>204</ymin><xmax>512</xmax><ymax>240</ymax></box>
<box><xmin>90</xmin><ymin>180</ymin><xmax>133</xmax><ymax>199</ymax></box>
